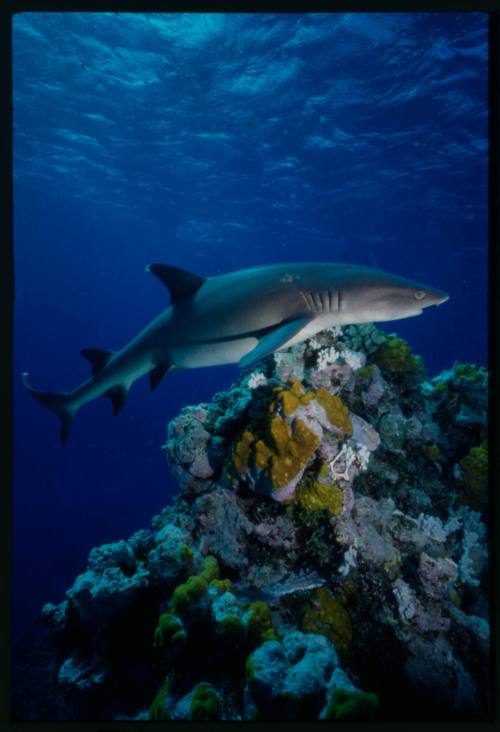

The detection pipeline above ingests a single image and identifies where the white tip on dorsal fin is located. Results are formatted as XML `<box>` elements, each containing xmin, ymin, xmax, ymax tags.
<box><xmin>146</xmin><ymin>263</ymin><xmax>206</xmax><ymax>303</ymax></box>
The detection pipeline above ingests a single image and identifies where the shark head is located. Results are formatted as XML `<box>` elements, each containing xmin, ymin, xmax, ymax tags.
<box><xmin>339</xmin><ymin>267</ymin><xmax>449</xmax><ymax>323</ymax></box>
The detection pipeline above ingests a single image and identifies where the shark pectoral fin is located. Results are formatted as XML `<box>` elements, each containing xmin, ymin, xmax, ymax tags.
<box><xmin>149</xmin><ymin>362</ymin><xmax>173</xmax><ymax>391</ymax></box>
<box><xmin>238</xmin><ymin>317</ymin><xmax>312</xmax><ymax>369</ymax></box>
<box><xmin>146</xmin><ymin>263</ymin><xmax>206</xmax><ymax>303</ymax></box>
<box><xmin>22</xmin><ymin>372</ymin><xmax>77</xmax><ymax>446</ymax></box>
<box><xmin>105</xmin><ymin>385</ymin><xmax>129</xmax><ymax>416</ymax></box>
<box><xmin>81</xmin><ymin>348</ymin><xmax>113</xmax><ymax>375</ymax></box>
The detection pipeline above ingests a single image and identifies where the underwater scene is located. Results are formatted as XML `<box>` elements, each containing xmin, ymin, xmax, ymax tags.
<box><xmin>12</xmin><ymin>12</ymin><xmax>490</xmax><ymax>722</ymax></box>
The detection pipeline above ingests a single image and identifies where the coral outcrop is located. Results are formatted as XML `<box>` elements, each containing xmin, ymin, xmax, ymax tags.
<box><xmin>24</xmin><ymin>324</ymin><xmax>489</xmax><ymax>721</ymax></box>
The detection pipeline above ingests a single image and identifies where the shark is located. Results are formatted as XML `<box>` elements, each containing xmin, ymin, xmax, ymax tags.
<box><xmin>22</xmin><ymin>261</ymin><xmax>449</xmax><ymax>444</ymax></box>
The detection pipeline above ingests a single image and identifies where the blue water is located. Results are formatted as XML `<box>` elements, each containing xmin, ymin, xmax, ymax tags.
<box><xmin>13</xmin><ymin>13</ymin><xmax>488</xmax><ymax>647</ymax></box>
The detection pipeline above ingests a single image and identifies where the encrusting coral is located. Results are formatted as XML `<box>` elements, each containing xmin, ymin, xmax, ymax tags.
<box><xmin>294</xmin><ymin>479</ymin><xmax>343</xmax><ymax>516</ymax></box>
<box><xmin>301</xmin><ymin>587</ymin><xmax>353</xmax><ymax>658</ymax></box>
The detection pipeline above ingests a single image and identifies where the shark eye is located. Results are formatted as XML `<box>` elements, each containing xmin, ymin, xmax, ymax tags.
<box><xmin>414</xmin><ymin>290</ymin><xmax>426</xmax><ymax>301</ymax></box>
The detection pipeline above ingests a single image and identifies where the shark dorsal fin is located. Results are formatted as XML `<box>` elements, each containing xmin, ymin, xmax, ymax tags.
<box><xmin>81</xmin><ymin>348</ymin><xmax>113</xmax><ymax>375</ymax></box>
<box><xmin>146</xmin><ymin>263</ymin><xmax>206</xmax><ymax>303</ymax></box>
<box><xmin>105</xmin><ymin>385</ymin><xmax>128</xmax><ymax>416</ymax></box>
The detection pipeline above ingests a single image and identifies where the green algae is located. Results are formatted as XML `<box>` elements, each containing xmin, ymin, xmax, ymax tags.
<box><xmin>153</xmin><ymin>612</ymin><xmax>186</xmax><ymax>647</ymax></box>
<box><xmin>325</xmin><ymin>688</ymin><xmax>380</xmax><ymax>720</ymax></box>
<box><xmin>190</xmin><ymin>683</ymin><xmax>221</xmax><ymax>721</ymax></box>
<box><xmin>374</xmin><ymin>337</ymin><xmax>418</xmax><ymax>373</ymax></box>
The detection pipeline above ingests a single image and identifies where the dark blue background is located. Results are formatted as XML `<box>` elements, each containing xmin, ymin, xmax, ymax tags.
<box><xmin>12</xmin><ymin>13</ymin><xmax>488</xmax><ymax>645</ymax></box>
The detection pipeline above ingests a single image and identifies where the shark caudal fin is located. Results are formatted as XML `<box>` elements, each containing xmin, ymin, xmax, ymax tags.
<box><xmin>21</xmin><ymin>372</ymin><xmax>78</xmax><ymax>446</ymax></box>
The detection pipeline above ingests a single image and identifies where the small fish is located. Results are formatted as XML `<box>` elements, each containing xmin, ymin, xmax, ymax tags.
<box><xmin>234</xmin><ymin>570</ymin><xmax>327</xmax><ymax>603</ymax></box>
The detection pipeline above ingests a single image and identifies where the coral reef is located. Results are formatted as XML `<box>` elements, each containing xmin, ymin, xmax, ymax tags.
<box><xmin>26</xmin><ymin>324</ymin><xmax>489</xmax><ymax>721</ymax></box>
<box><xmin>246</xmin><ymin>630</ymin><xmax>339</xmax><ymax>719</ymax></box>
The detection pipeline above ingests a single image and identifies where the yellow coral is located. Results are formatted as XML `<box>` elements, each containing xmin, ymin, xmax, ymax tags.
<box><xmin>232</xmin><ymin>430</ymin><xmax>255</xmax><ymax>473</ymax></box>
<box><xmin>302</xmin><ymin>588</ymin><xmax>352</xmax><ymax>658</ymax></box>
<box><xmin>269</xmin><ymin>414</ymin><xmax>291</xmax><ymax>452</ymax></box>
<box><xmin>271</xmin><ymin>379</ymin><xmax>316</xmax><ymax>416</ymax></box>
<box><xmin>268</xmin><ymin>416</ymin><xmax>320</xmax><ymax>489</ymax></box>
<box><xmin>295</xmin><ymin>480</ymin><xmax>343</xmax><ymax>516</ymax></box>
<box><xmin>254</xmin><ymin>438</ymin><xmax>273</xmax><ymax>469</ymax></box>
<box><xmin>232</xmin><ymin>388</ymin><xmax>321</xmax><ymax>491</ymax></box>
<box><xmin>237</xmin><ymin>415</ymin><xmax>319</xmax><ymax>490</ymax></box>
<box><xmin>315</xmin><ymin>388</ymin><xmax>352</xmax><ymax>435</ymax></box>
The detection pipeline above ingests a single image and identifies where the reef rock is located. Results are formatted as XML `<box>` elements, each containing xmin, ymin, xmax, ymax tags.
<box><xmin>246</xmin><ymin>631</ymin><xmax>338</xmax><ymax>719</ymax></box>
<box><xmin>27</xmin><ymin>324</ymin><xmax>489</xmax><ymax>722</ymax></box>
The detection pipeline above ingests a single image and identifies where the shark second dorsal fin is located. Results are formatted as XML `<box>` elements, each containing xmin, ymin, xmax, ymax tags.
<box><xmin>81</xmin><ymin>348</ymin><xmax>113</xmax><ymax>375</ymax></box>
<box><xmin>146</xmin><ymin>263</ymin><xmax>206</xmax><ymax>303</ymax></box>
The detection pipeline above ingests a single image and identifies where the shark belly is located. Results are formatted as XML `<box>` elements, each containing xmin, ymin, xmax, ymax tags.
<box><xmin>170</xmin><ymin>337</ymin><xmax>258</xmax><ymax>368</ymax></box>
<box><xmin>171</xmin><ymin>316</ymin><xmax>346</xmax><ymax>369</ymax></box>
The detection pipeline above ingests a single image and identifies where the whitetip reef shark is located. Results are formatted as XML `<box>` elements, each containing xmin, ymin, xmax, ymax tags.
<box><xmin>22</xmin><ymin>261</ymin><xmax>449</xmax><ymax>444</ymax></box>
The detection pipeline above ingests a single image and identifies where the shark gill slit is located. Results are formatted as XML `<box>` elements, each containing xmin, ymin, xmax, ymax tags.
<box><xmin>300</xmin><ymin>291</ymin><xmax>314</xmax><ymax>312</ymax></box>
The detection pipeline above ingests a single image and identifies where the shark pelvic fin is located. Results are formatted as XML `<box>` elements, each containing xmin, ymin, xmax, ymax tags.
<box><xmin>239</xmin><ymin>317</ymin><xmax>312</xmax><ymax>369</ymax></box>
<box><xmin>146</xmin><ymin>263</ymin><xmax>206</xmax><ymax>303</ymax></box>
<box><xmin>105</xmin><ymin>384</ymin><xmax>129</xmax><ymax>416</ymax></box>
<box><xmin>81</xmin><ymin>348</ymin><xmax>113</xmax><ymax>375</ymax></box>
<box><xmin>149</xmin><ymin>362</ymin><xmax>172</xmax><ymax>391</ymax></box>
<box><xmin>22</xmin><ymin>372</ymin><xmax>77</xmax><ymax>446</ymax></box>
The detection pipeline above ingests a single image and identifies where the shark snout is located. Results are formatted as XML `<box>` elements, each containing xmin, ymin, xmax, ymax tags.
<box><xmin>424</xmin><ymin>287</ymin><xmax>449</xmax><ymax>307</ymax></box>
<box><xmin>433</xmin><ymin>292</ymin><xmax>449</xmax><ymax>306</ymax></box>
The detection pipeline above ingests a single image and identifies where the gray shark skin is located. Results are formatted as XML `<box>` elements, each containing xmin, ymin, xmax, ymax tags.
<box><xmin>22</xmin><ymin>261</ymin><xmax>449</xmax><ymax>444</ymax></box>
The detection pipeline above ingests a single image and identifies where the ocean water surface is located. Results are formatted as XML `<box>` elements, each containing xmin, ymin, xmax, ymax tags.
<box><xmin>12</xmin><ymin>11</ymin><xmax>488</xmax><ymax>718</ymax></box>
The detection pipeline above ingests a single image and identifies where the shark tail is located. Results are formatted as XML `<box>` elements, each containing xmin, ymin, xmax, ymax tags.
<box><xmin>22</xmin><ymin>372</ymin><xmax>78</xmax><ymax>446</ymax></box>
